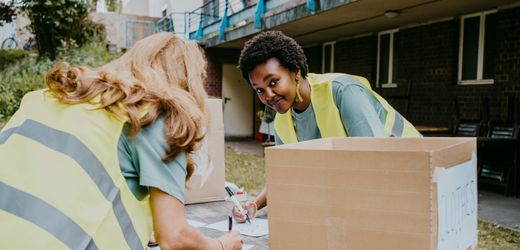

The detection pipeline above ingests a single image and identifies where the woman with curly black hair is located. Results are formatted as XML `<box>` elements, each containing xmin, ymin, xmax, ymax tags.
<box><xmin>232</xmin><ymin>30</ymin><xmax>421</xmax><ymax>223</ymax></box>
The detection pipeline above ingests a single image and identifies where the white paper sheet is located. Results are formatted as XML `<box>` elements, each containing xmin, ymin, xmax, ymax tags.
<box><xmin>187</xmin><ymin>219</ymin><xmax>206</xmax><ymax>228</ymax></box>
<box><xmin>434</xmin><ymin>153</ymin><xmax>477</xmax><ymax>250</ymax></box>
<box><xmin>242</xmin><ymin>244</ymin><xmax>254</xmax><ymax>250</ymax></box>
<box><xmin>203</xmin><ymin>218</ymin><xmax>269</xmax><ymax>237</ymax></box>
<box><xmin>151</xmin><ymin>243</ymin><xmax>254</xmax><ymax>250</ymax></box>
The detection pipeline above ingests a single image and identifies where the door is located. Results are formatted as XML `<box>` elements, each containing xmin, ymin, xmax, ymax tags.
<box><xmin>222</xmin><ymin>64</ymin><xmax>254</xmax><ymax>138</ymax></box>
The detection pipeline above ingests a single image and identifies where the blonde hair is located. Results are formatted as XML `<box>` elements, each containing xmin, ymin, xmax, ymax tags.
<box><xmin>45</xmin><ymin>32</ymin><xmax>208</xmax><ymax>180</ymax></box>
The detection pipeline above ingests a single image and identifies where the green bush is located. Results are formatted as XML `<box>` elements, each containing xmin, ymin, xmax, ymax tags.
<box><xmin>0</xmin><ymin>44</ymin><xmax>121</xmax><ymax>128</ymax></box>
<box><xmin>71</xmin><ymin>17</ymin><xmax>107</xmax><ymax>47</ymax></box>
<box><xmin>0</xmin><ymin>49</ymin><xmax>31</xmax><ymax>70</ymax></box>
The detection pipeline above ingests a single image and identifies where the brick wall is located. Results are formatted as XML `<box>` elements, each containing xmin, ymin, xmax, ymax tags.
<box><xmin>203</xmin><ymin>6</ymin><xmax>520</xmax><ymax>127</ymax></box>
<box><xmin>492</xmin><ymin>7</ymin><xmax>520</xmax><ymax>122</ymax></box>
<box><xmin>396</xmin><ymin>20</ymin><xmax>459</xmax><ymax>126</ymax></box>
<box><xmin>334</xmin><ymin>36</ymin><xmax>376</xmax><ymax>85</ymax></box>
<box><xmin>204</xmin><ymin>48</ymin><xmax>241</xmax><ymax>98</ymax></box>
<box><xmin>315</xmin><ymin>6</ymin><xmax>520</xmax><ymax>127</ymax></box>
<box><xmin>304</xmin><ymin>36</ymin><xmax>376</xmax><ymax>84</ymax></box>
<box><xmin>303</xmin><ymin>46</ymin><xmax>322</xmax><ymax>75</ymax></box>
<box><xmin>400</xmin><ymin>7</ymin><xmax>520</xmax><ymax>127</ymax></box>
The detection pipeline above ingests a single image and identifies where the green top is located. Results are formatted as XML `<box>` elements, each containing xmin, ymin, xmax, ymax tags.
<box><xmin>275</xmin><ymin>74</ymin><xmax>386</xmax><ymax>144</ymax></box>
<box><xmin>118</xmin><ymin>116</ymin><xmax>187</xmax><ymax>203</ymax></box>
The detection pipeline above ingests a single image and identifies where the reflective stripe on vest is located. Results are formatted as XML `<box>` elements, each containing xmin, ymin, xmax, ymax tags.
<box><xmin>0</xmin><ymin>90</ymin><xmax>151</xmax><ymax>249</ymax></box>
<box><xmin>275</xmin><ymin>73</ymin><xmax>421</xmax><ymax>144</ymax></box>
<box><xmin>0</xmin><ymin>182</ymin><xmax>98</xmax><ymax>249</ymax></box>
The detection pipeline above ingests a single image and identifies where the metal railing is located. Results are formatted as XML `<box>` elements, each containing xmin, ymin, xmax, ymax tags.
<box><xmin>126</xmin><ymin>0</ymin><xmax>312</xmax><ymax>44</ymax></box>
<box><xmin>125</xmin><ymin>20</ymin><xmax>155</xmax><ymax>48</ymax></box>
<box><xmin>187</xmin><ymin>0</ymin><xmax>254</xmax><ymax>40</ymax></box>
<box><xmin>151</xmin><ymin>0</ymin><xmax>252</xmax><ymax>40</ymax></box>
<box><xmin>188</xmin><ymin>0</ymin><xmax>252</xmax><ymax>30</ymax></box>
<box><xmin>156</xmin><ymin>12</ymin><xmax>188</xmax><ymax>37</ymax></box>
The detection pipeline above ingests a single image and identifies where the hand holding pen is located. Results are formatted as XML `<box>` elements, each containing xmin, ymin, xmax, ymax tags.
<box><xmin>225</xmin><ymin>186</ymin><xmax>255</xmax><ymax>224</ymax></box>
<box><xmin>231</xmin><ymin>201</ymin><xmax>257</xmax><ymax>224</ymax></box>
<box><xmin>217</xmin><ymin>219</ymin><xmax>242</xmax><ymax>250</ymax></box>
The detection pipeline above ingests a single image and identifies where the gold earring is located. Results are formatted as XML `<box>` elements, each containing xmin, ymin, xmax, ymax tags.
<box><xmin>295</xmin><ymin>81</ymin><xmax>303</xmax><ymax>103</ymax></box>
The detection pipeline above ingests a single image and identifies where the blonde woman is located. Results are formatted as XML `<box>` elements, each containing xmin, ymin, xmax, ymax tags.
<box><xmin>0</xmin><ymin>32</ymin><xmax>242</xmax><ymax>250</ymax></box>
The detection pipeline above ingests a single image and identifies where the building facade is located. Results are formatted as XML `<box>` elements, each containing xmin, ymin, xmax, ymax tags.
<box><xmin>187</xmin><ymin>0</ymin><xmax>520</xmax><ymax>138</ymax></box>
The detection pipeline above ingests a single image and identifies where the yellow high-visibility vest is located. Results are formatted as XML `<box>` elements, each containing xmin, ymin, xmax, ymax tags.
<box><xmin>0</xmin><ymin>89</ymin><xmax>152</xmax><ymax>249</ymax></box>
<box><xmin>275</xmin><ymin>73</ymin><xmax>421</xmax><ymax>144</ymax></box>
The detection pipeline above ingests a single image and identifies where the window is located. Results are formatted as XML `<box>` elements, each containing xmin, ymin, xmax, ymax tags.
<box><xmin>458</xmin><ymin>10</ymin><xmax>496</xmax><ymax>85</ymax></box>
<box><xmin>377</xmin><ymin>29</ymin><xmax>399</xmax><ymax>88</ymax></box>
<box><xmin>322</xmin><ymin>42</ymin><xmax>335</xmax><ymax>73</ymax></box>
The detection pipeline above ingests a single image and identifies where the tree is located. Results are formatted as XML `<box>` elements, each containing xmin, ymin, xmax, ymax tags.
<box><xmin>0</xmin><ymin>2</ymin><xmax>16</xmax><ymax>27</ymax></box>
<box><xmin>106</xmin><ymin>0</ymin><xmax>119</xmax><ymax>12</ymax></box>
<box><xmin>90</xmin><ymin>0</ymin><xmax>120</xmax><ymax>12</ymax></box>
<box><xmin>20</xmin><ymin>0</ymin><xmax>101</xmax><ymax>59</ymax></box>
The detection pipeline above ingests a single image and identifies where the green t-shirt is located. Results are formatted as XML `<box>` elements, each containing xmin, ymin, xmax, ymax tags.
<box><xmin>118</xmin><ymin>116</ymin><xmax>187</xmax><ymax>203</ymax></box>
<box><xmin>275</xmin><ymin>74</ymin><xmax>386</xmax><ymax>144</ymax></box>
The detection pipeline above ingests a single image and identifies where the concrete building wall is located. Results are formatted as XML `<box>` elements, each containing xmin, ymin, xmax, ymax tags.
<box><xmin>0</xmin><ymin>10</ymin><xmax>31</xmax><ymax>49</ymax></box>
<box><xmin>121</xmin><ymin>0</ymin><xmax>150</xmax><ymax>16</ymax></box>
<box><xmin>91</xmin><ymin>12</ymin><xmax>159</xmax><ymax>49</ymax></box>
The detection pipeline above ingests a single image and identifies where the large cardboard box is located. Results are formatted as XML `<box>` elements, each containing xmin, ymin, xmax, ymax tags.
<box><xmin>185</xmin><ymin>98</ymin><xmax>226</xmax><ymax>204</ymax></box>
<box><xmin>265</xmin><ymin>137</ymin><xmax>477</xmax><ymax>250</ymax></box>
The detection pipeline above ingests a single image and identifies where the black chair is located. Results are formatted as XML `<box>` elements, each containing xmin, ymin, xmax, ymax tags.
<box><xmin>478</xmin><ymin>123</ymin><xmax>518</xmax><ymax>196</ymax></box>
<box><xmin>452</xmin><ymin>95</ymin><xmax>488</xmax><ymax>137</ymax></box>
<box><xmin>453</xmin><ymin>121</ymin><xmax>481</xmax><ymax>137</ymax></box>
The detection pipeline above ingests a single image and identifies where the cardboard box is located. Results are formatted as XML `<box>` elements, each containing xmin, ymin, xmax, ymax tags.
<box><xmin>265</xmin><ymin>137</ymin><xmax>477</xmax><ymax>250</ymax></box>
<box><xmin>185</xmin><ymin>98</ymin><xmax>226</xmax><ymax>204</ymax></box>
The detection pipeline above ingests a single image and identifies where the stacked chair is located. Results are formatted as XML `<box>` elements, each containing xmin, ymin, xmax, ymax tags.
<box><xmin>453</xmin><ymin>95</ymin><xmax>487</xmax><ymax>137</ymax></box>
<box><xmin>476</xmin><ymin>95</ymin><xmax>518</xmax><ymax>197</ymax></box>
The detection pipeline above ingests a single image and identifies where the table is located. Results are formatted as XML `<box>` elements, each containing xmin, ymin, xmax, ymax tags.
<box><xmin>477</xmin><ymin>137</ymin><xmax>517</xmax><ymax>146</ymax></box>
<box><xmin>185</xmin><ymin>200</ymin><xmax>269</xmax><ymax>249</ymax></box>
<box><xmin>414</xmin><ymin>125</ymin><xmax>451</xmax><ymax>136</ymax></box>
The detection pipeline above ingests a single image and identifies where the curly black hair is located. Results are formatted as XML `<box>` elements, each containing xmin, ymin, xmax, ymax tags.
<box><xmin>238</xmin><ymin>30</ymin><xmax>308</xmax><ymax>84</ymax></box>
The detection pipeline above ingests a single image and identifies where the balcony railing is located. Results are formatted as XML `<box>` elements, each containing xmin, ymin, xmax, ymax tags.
<box><xmin>188</xmin><ymin>0</ymin><xmax>255</xmax><ymax>40</ymax></box>
<box><xmin>127</xmin><ymin>0</ymin><xmax>316</xmax><ymax>45</ymax></box>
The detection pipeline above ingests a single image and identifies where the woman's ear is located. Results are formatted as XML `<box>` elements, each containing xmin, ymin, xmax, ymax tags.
<box><xmin>294</xmin><ymin>70</ymin><xmax>301</xmax><ymax>81</ymax></box>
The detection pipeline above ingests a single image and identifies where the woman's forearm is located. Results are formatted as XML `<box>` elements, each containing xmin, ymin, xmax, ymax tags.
<box><xmin>255</xmin><ymin>186</ymin><xmax>268</xmax><ymax>210</ymax></box>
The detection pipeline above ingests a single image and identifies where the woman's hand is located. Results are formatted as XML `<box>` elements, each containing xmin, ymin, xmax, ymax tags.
<box><xmin>231</xmin><ymin>201</ymin><xmax>257</xmax><ymax>223</ymax></box>
<box><xmin>217</xmin><ymin>231</ymin><xmax>243</xmax><ymax>250</ymax></box>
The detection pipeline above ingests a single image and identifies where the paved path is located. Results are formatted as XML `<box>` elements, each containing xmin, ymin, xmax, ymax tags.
<box><xmin>478</xmin><ymin>190</ymin><xmax>520</xmax><ymax>231</ymax></box>
<box><xmin>226</xmin><ymin>139</ymin><xmax>520</xmax><ymax>232</ymax></box>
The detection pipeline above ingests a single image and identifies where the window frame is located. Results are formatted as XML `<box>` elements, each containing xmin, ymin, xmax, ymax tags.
<box><xmin>377</xmin><ymin>29</ymin><xmax>399</xmax><ymax>88</ymax></box>
<box><xmin>321</xmin><ymin>41</ymin><xmax>335</xmax><ymax>73</ymax></box>
<box><xmin>457</xmin><ymin>9</ymin><xmax>497</xmax><ymax>85</ymax></box>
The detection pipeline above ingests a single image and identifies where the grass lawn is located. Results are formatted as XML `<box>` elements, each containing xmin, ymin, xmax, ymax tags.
<box><xmin>225</xmin><ymin>147</ymin><xmax>520</xmax><ymax>249</ymax></box>
<box><xmin>225</xmin><ymin>147</ymin><xmax>265</xmax><ymax>196</ymax></box>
